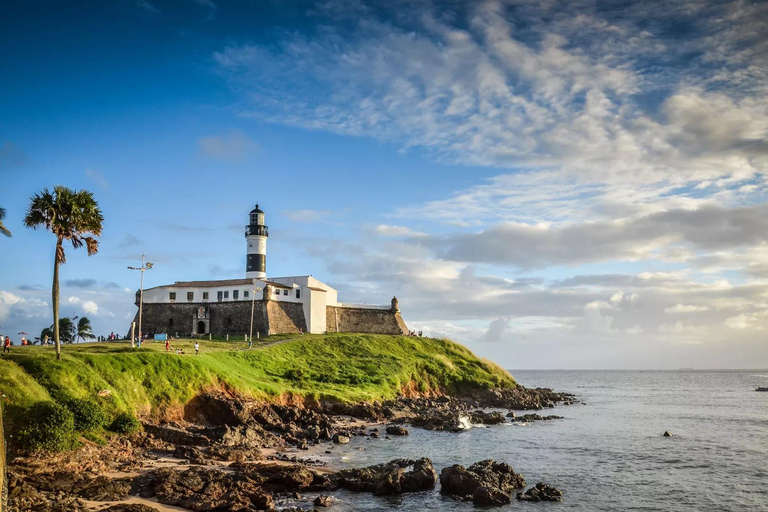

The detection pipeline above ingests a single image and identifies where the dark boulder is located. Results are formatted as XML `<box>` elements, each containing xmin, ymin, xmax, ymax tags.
<box><xmin>439</xmin><ymin>460</ymin><xmax>525</xmax><ymax>499</ymax></box>
<box><xmin>333</xmin><ymin>458</ymin><xmax>437</xmax><ymax>495</ymax></box>
<box><xmin>473</xmin><ymin>486</ymin><xmax>511</xmax><ymax>506</ymax></box>
<box><xmin>313</xmin><ymin>495</ymin><xmax>334</xmax><ymax>506</ymax></box>
<box><xmin>516</xmin><ymin>482</ymin><xmax>564</xmax><ymax>502</ymax></box>
<box><xmin>385</xmin><ymin>425</ymin><xmax>409</xmax><ymax>436</ymax></box>
<box><xmin>332</xmin><ymin>434</ymin><xmax>350</xmax><ymax>444</ymax></box>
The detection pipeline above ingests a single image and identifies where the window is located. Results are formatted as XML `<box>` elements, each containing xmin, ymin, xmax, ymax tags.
<box><xmin>187</xmin><ymin>292</ymin><xmax>194</xmax><ymax>301</ymax></box>
<box><xmin>169</xmin><ymin>292</ymin><xmax>176</xmax><ymax>301</ymax></box>
<box><xmin>217</xmin><ymin>291</ymin><xmax>223</xmax><ymax>301</ymax></box>
<box><xmin>244</xmin><ymin>290</ymin><xmax>249</xmax><ymax>298</ymax></box>
<box><xmin>233</xmin><ymin>290</ymin><xmax>239</xmax><ymax>300</ymax></box>
<box><xmin>203</xmin><ymin>292</ymin><xmax>209</xmax><ymax>300</ymax></box>
<box><xmin>168</xmin><ymin>318</ymin><xmax>174</xmax><ymax>327</ymax></box>
<box><xmin>224</xmin><ymin>291</ymin><xmax>229</xmax><ymax>299</ymax></box>
<box><xmin>275</xmin><ymin>288</ymin><xmax>280</xmax><ymax>295</ymax></box>
<box><xmin>296</xmin><ymin>289</ymin><xmax>301</xmax><ymax>299</ymax></box>
<box><xmin>283</xmin><ymin>289</ymin><xmax>288</xmax><ymax>296</ymax></box>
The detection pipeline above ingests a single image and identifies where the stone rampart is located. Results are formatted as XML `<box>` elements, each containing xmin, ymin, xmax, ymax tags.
<box><xmin>326</xmin><ymin>305</ymin><xmax>408</xmax><ymax>335</ymax></box>
<box><xmin>130</xmin><ymin>299</ymin><xmax>307</xmax><ymax>337</ymax></box>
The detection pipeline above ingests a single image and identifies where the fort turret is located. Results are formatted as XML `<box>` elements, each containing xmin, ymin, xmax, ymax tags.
<box><xmin>245</xmin><ymin>204</ymin><xmax>268</xmax><ymax>279</ymax></box>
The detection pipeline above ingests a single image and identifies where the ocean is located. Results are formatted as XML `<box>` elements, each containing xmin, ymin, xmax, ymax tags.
<box><xmin>284</xmin><ymin>370</ymin><xmax>768</xmax><ymax>511</ymax></box>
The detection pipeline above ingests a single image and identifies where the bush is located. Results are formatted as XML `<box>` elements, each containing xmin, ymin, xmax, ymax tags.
<box><xmin>64</xmin><ymin>398</ymin><xmax>108</xmax><ymax>431</ymax></box>
<box><xmin>108</xmin><ymin>412</ymin><xmax>142</xmax><ymax>434</ymax></box>
<box><xmin>17</xmin><ymin>401</ymin><xmax>76</xmax><ymax>451</ymax></box>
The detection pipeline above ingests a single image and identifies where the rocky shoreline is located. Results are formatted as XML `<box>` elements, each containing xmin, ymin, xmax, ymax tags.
<box><xmin>5</xmin><ymin>386</ymin><xmax>576</xmax><ymax>511</ymax></box>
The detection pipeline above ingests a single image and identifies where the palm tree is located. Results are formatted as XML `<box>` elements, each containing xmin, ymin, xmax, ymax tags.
<box><xmin>0</xmin><ymin>207</ymin><xmax>11</xmax><ymax>237</ymax></box>
<box><xmin>76</xmin><ymin>316</ymin><xmax>95</xmax><ymax>342</ymax></box>
<box><xmin>24</xmin><ymin>186</ymin><xmax>103</xmax><ymax>359</ymax></box>
<box><xmin>41</xmin><ymin>317</ymin><xmax>77</xmax><ymax>344</ymax></box>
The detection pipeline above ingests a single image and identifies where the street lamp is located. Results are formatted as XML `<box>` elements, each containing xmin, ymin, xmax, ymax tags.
<box><xmin>249</xmin><ymin>278</ymin><xmax>262</xmax><ymax>347</ymax></box>
<box><xmin>128</xmin><ymin>253</ymin><xmax>153</xmax><ymax>348</ymax></box>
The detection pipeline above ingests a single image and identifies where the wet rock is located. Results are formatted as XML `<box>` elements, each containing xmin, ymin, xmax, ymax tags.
<box><xmin>510</xmin><ymin>413</ymin><xmax>563</xmax><ymax>423</ymax></box>
<box><xmin>664</xmin><ymin>431</ymin><xmax>673</xmax><ymax>437</ymax></box>
<box><xmin>385</xmin><ymin>426</ymin><xmax>409</xmax><ymax>436</ymax></box>
<box><xmin>473</xmin><ymin>486</ymin><xmax>511</xmax><ymax>506</ymax></box>
<box><xmin>73</xmin><ymin>475</ymin><xmax>131</xmax><ymax>501</ymax></box>
<box><xmin>333</xmin><ymin>458</ymin><xmax>437</xmax><ymax>495</ymax></box>
<box><xmin>332</xmin><ymin>434</ymin><xmax>350</xmax><ymax>444</ymax></box>
<box><xmin>150</xmin><ymin>467</ymin><xmax>274</xmax><ymax>511</ymax></box>
<box><xmin>439</xmin><ymin>460</ymin><xmax>525</xmax><ymax>499</ymax></box>
<box><xmin>142</xmin><ymin>424</ymin><xmax>210</xmax><ymax>447</ymax></box>
<box><xmin>242</xmin><ymin>463</ymin><xmax>320</xmax><ymax>492</ymax></box>
<box><xmin>313</xmin><ymin>495</ymin><xmax>334</xmax><ymax>507</ymax></box>
<box><xmin>469</xmin><ymin>410</ymin><xmax>506</xmax><ymax>425</ymax></box>
<box><xmin>516</xmin><ymin>482</ymin><xmax>564</xmax><ymax>502</ymax></box>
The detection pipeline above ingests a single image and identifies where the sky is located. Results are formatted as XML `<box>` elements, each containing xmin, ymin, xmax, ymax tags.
<box><xmin>1</xmin><ymin>0</ymin><xmax>767</xmax><ymax>369</ymax></box>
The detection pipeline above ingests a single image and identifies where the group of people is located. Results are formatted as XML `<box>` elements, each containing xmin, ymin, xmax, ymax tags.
<box><xmin>164</xmin><ymin>338</ymin><xmax>200</xmax><ymax>355</ymax></box>
<box><xmin>407</xmin><ymin>330</ymin><xmax>423</xmax><ymax>337</ymax></box>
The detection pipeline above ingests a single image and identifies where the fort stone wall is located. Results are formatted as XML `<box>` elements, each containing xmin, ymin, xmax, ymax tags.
<box><xmin>326</xmin><ymin>305</ymin><xmax>408</xmax><ymax>335</ymax></box>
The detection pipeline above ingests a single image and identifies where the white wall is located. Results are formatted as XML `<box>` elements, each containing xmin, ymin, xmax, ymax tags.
<box><xmin>142</xmin><ymin>282</ymin><xmax>268</xmax><ymax>304</ymax></box>
<box><xmin>302</xmin><ymin>288</ymin><xmax>327</xmax><ymax>334</ymax></box>
<box><xmin>270</xmin><ymin>275</ymin><xmax>339</xmax><ymax>305</ymax></box>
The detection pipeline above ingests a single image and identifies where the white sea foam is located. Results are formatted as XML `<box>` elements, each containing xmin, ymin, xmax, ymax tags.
<box><xmin>457</xmin><ymin>415</ymin><xmax>472</xmax><ymax>430</ymax></box>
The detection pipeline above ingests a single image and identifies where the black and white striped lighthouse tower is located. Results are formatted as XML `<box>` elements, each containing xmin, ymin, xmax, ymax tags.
<box><xmin>245</xmin><ymin>204</ymin><xmax>268</xmax><ymax>279</ymax></box>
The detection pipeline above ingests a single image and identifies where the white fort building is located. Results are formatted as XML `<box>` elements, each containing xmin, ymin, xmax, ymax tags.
<box><xmin>132</xmin><ymin>205</ymin><xmax>407</xmax><ymax>337</ymax></box>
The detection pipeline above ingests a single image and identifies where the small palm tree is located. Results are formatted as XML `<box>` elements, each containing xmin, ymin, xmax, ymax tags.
<box><xmin>58</xmin><ymin>317</ymin><xmax>76</xmax><ymax>343</ymax></box>
<box><xmin>24</xmin><ymin>186</ymin><xmax>103</xmax><ymax>360</ymax></box>
<box><xmin>0</xmin><ymin>207</ymin><xmax>11</xmax><ymax>237</ymax></box>
<box><xmin>76</xmin><ymin>316</ymin><xmax>95</xmax><ymax>342</ymax></box>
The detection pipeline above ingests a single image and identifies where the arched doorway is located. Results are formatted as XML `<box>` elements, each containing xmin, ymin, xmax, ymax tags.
<box><xmin>197</xmin><ymin>321</ymin><xmax>206</xmax><ymax>334</ymax></box>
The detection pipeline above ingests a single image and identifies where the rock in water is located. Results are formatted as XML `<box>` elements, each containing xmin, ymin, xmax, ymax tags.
<box><xmin>663</xmin><ymin>431</ymin><xmax>673</xmax><ymax>437</ymax></box>
<box><xmin>314</xmin><ymin>495</ymin><xmax>334</xmax><ymax>506</ymax></box>
<box><xmin>473</xmin><ymin>486</ymin><xmax>511</xmax><ymax>506</ymax></box>
<box><xmin>332</xmin><ymin>458</ymin><xmax>437</xmax><ymax>495</ymax></box>
<box><xmin>516</xmin><ymin>482</ymin><xmax>564</xmax><ymax>502</ymax></box>
<box><xmin>386</xmin><ymin>425</ymin><xmax>409</xmax><ymax>436</ymax></box>
<box><xmin>439</xmin><ymin>459</ymin><xmax>525</xmax><ymax>500</ymax></box>
<box><xmin>332</xmin><ymin>433</ymin><xmax>350</xmax><ymax>444</ymax></box>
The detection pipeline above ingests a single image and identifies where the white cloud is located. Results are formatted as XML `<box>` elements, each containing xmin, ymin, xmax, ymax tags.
<box><xmin>375</xmin><ymin>225</ymin><xmax>427</xmax><ymax>238</ymax></box>
<box><xmin>665</xmin><ymin>304</ymin><xmax>711</xmax><ymax>314</ymax></box>
<box><xmin>68</xmin><ymin>296</ymin><xmax>81</xmax><ymax>304</ymax></box>
<box><xmin>82</xmin><ymin>301</ymin><xmax>99</xmax><ymax>315</ymax></box>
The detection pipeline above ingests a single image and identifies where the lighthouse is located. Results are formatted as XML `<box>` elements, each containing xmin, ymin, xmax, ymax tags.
<box><xmin>245</xmin><ymin>204</ymin><xmax>268</xmax><ymax>279</ymax></box>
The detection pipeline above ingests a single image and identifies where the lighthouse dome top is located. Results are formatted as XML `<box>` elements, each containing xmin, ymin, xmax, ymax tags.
<box><xmin>250</xmin><ymin>204</ymin><xmax>264</xmax><ymax>215</ymax></box>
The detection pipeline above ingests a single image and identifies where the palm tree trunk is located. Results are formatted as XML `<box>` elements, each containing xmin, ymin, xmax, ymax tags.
<box><xmin>52</xmin><ymin>239</ymin><xmax>62</xmax><ymax>360</ymax></box>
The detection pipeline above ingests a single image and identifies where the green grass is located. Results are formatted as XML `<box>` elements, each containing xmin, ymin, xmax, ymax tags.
<box><xmin>0</xmin><ymin>333</ymin><xmax>516</xmax><ymax>420</ymax></box>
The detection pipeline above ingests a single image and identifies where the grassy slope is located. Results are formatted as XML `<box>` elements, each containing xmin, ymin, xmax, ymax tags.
<box><xmin>0</xmin><ymin>333</ymin><xmax>515</xmax><ymax>419</ymax></box>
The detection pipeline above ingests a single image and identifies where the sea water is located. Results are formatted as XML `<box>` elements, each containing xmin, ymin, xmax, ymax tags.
<box><xmin>290</xmin><ymin>370</ymin><xmax>768</xmax><ymax>511</ymax></box>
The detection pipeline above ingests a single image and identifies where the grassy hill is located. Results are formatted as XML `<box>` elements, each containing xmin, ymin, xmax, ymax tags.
<box><xmin>0</xmin><ymin>333</ymin><xmax>516</xmax><ymax>421</ymax></box>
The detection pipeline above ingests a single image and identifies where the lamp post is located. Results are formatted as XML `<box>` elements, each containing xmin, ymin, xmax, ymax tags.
<box><xmin>128</xmin><ymin>253</ymin><xmax>153</xmax><ymax>348</ymax></box>
<box><xmin>249</xmin><ymin>278</ymin><xmax>262</xmax><ymax>346</ymax></box>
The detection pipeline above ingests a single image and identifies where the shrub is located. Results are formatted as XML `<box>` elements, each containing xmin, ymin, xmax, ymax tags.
<box><xmin>108</xmin><ymin>412</ymin><xmax>142</xmax><ymax>434</ymax></box>
<box><xmin>17</xmin><ymin>401</ymin><xmax>76</xmax><ymax>451</ymax></box>
<box><xmin>64</xmin><ymin>398</ymin><xmax>108</xmax><ymax>431</ymax></box>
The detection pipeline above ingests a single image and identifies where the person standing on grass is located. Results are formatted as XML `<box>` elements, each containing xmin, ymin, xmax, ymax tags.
<box><xmin>165</xmin><ymin>339</ymin><xmax>170</xmax><ymax>351</ymax></box>
<box><xmin>3</xmin><ymin>335</ymin><xmax>10</xmax><ymax>354</ymax></box>
<box><xmin>194</xmin><ymin>341</ymin><xmax>200</xmax><ymax>355</ymax></box>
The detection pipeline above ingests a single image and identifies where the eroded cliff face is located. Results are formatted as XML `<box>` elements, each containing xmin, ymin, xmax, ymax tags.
<box><xmin>326</xmin><ymin>306</ymin><xmax>407</xmax><ymax>335</ymax></box>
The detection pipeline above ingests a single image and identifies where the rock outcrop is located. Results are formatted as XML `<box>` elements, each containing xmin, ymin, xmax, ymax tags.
<box><xmin>516</xmin><ymin>482</ymin><xmax>564</xmax><ymax>502</ymax></box>
<box><xmin>439</xmin><ymin>460</ymin><xmax>525</xmax><ymax>505</ymax></box>
<box><xmin>332</xmin><ymin>458</ymin><xmax>437</xmax><ymax>495</ymax></box>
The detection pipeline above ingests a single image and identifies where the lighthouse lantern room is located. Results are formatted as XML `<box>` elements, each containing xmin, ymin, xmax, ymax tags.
<box><xmin>245</xmin><ymin>204</ymin><xmax>268</xmax><ymax>279</ymax></box>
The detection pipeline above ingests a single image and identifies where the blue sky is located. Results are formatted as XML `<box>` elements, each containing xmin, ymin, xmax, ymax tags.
<box><xmin>1</xmin><ymin>0</ymin><xmax>767</xmax><ymax>369</ymax></box>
